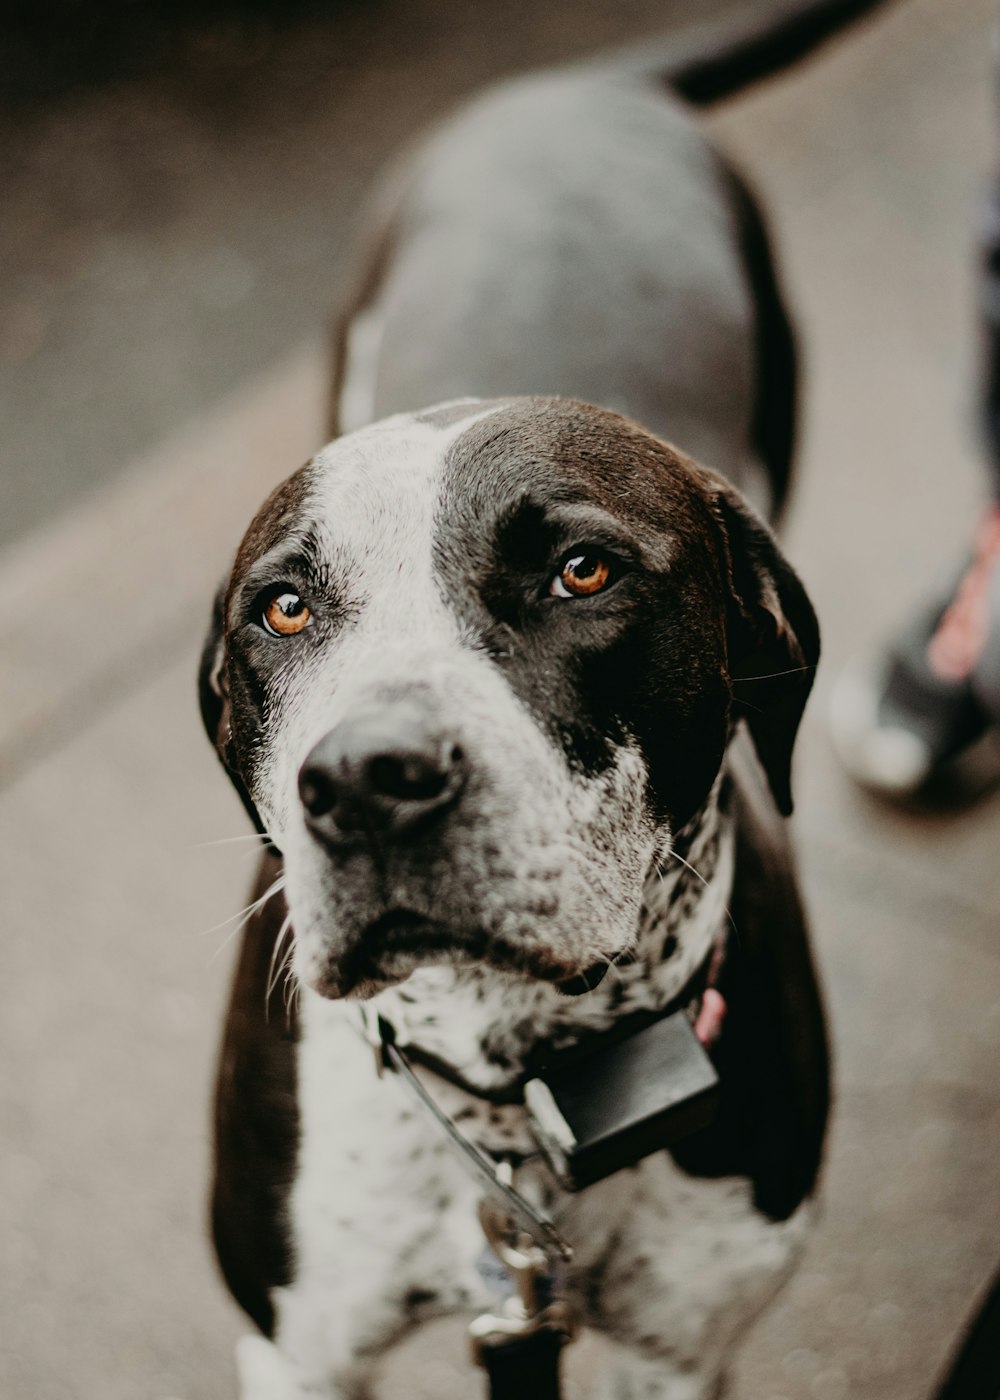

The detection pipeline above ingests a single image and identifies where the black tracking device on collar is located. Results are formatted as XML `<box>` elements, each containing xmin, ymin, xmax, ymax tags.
<box><xmin>524</xmin><ymin>1010</ymin><xmax>719</xmax><ymax>1191</ymax></box>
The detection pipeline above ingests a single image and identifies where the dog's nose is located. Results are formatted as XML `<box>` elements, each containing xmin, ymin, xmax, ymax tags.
<box><xmin>298</xmin><ymin>704</ymin><xmax>467</xmax><ymax>842</ymax></box>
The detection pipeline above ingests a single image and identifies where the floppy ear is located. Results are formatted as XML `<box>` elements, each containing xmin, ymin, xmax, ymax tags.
<box><xmin>198</xmin><ymin>580</ymin><xmax>269</xmax><ymax>838</ymax></box>
<box><xmin>198</xmin><ymin>580</ymin><xmax>229</xmax><ymax>752</ymax></box>
<box><xmin>702</xmin><ymin>470</ymin><xmax>820</xmax><ymax>816</ymax></box>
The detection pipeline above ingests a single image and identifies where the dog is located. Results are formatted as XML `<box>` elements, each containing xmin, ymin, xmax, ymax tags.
<box><xmin>197</xmin><ymin>3</ymin><xmax>884</xmax><ymax>1394</ymax></box>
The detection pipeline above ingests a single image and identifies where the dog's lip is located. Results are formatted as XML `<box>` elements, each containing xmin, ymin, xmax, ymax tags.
<box><xmin>361</xmin><ymin>907</ymin><xmax>451</xmax><ymax>953</ymax></box>
<box><xmin>366</xmin><ymin>907</ymin><xmax>423</xmax><ymax>933</ymax></box>
<box><xmin>320</xmin><ymin>908</ymin><xmax>630</xmax><ymax>999</ymax></box>
<box><xmin>554</xmin><ymin>960</ymin><xmax>612</xmax><ymax>996</ymax></box>
<box><xmin>550</xmin><ymin>947</ymin><xmax>632</xmax><ymax>996</ymax></box>
<box><xmin>329</xmin><ymin>908</ymin><xmax>454</xmax><ymax>997</ymax></box>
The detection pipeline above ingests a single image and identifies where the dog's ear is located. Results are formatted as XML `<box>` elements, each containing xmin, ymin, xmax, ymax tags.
<box><xmin>199</xmin><ymin>580</ymin><xmax>269</xmax><ymax>837</ymax></box>
<box><xmin>198</xmin><ymin>579</ymin><xmax>229</xmax><ymax>753</ymax></box>
<box><xmin>700</xmin><ymin>469</ymin><xmax>820</xmax><ymax>816</ymax></box>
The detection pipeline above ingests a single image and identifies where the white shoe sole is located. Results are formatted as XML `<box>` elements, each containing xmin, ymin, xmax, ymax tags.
<box><xmin>829</xmin><ymin>657</ymin><xmax>933</xmax><ymax>796</ymax></box>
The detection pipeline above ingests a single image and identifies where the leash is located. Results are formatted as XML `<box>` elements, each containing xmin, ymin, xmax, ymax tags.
<box><xmin>361</xmin><ymin>1006</ymin><xmax>571</xmax><ymax>1263</ymax></box>
<box><xmin>361</xmin><ymin>1007</ymin><xmax>575</xmax><ymax>1398</ymax></box>
<box><xmin>470</xmin><ymin>1189</ymin><xmax>576</xmax><ymax>1400</ymax></box>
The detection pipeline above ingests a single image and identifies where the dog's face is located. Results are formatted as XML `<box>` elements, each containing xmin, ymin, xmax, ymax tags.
<box><xmin>201</xmin><ymin>399</ymin><xmax>818</xmax><ymax>999</ymax></box>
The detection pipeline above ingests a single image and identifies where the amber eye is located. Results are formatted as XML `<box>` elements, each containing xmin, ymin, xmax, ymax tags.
<box><xmin>261</xmin><ymin>587</ymin><xmax>312</xmax><ymax>637</ymax></box>
<box><xmin>550</xmin><ymin>553</ymin><xmax>613</xmax><ymax>599</ymax></box>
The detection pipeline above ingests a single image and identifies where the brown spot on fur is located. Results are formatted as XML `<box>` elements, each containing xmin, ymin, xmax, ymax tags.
<box><xmin>227</xmin><ymin>461</ymin><xmax>315</xmax><ymax>616</ymax></box>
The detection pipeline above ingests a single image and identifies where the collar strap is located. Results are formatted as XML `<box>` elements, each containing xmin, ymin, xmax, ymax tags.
<box><xmin>357</xmin><ymin>929</ymin><xmax>726</xmax><ymax>1251</ymax></box>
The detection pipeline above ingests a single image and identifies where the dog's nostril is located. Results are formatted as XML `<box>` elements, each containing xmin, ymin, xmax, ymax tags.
<box><xmin>299</xmin><ymin>767</ymin><xmax>338</xmax><ymax>818</ymax></box>
<box><xmin>367</xmin><ymin>750</ymin><xmax>455</xmax><ymax>803</ymax></box>
<box><xmin>299</xmin><ymin>720</ymin><xmax>466</xmax><ymax>838</ymax></box>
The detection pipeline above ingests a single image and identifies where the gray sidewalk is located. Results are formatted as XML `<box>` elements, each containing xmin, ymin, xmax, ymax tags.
<box><xmin>2</xmin><ymin>0</ymin><xmax>999</xmax><ymax>1397</ymax></box>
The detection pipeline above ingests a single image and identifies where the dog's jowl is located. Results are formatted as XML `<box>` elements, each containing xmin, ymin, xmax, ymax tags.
<box><xmin>194</xmin><ymin>7</ymin><xmax>859</xmax><ymax>1395</ymax></box>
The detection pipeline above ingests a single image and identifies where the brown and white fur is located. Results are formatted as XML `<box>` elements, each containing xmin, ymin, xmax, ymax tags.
<box><xmin>192</xmin><ymin>4</ymin><xmax>882</xmax><ymax>1395</ymax></box>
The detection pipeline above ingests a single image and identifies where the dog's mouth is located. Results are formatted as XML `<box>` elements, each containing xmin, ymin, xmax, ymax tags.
<box><xmin>362</xmin><ymin>907</ymin><xmax>457</xmax><ymax>964</ymax></box>
<box><xmin>315</xmin><ymin>906</ymin><xmax>622</xmax><ymax>1000</ymax></box>
<box><xmin>323</xmin><ymin>908</ymin><xmax>447</xmax><ymax>998</ymax></box>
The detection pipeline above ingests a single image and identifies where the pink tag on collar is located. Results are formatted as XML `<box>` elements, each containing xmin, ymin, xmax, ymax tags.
<box><xmin>694</xmin><ymin>988</ymin><xmax>727</xmax><ymax>1048</ymax></box>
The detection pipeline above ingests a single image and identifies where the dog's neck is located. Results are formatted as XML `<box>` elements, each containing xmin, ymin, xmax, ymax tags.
<box><xmin>371</xmin><ymin>768</ymin><xmax>734</xmax><ymax>1097</ymax></box>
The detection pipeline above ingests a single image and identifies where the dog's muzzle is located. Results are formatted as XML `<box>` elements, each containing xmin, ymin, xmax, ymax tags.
<box><xmin>298</xmin><ymin>698</ymin><xmax>468</xmax><ymax>847</ymax></box>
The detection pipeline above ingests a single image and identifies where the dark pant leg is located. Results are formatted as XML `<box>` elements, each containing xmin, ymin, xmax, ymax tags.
<box><xmin>979</xmin><ymin>47</ymin><xmax>1000</xmax><ymax>494</ymax></box>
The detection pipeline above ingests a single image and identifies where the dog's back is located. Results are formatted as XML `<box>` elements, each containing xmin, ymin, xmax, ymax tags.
<box><xmin>336</xmin><ymin>72</ymin><xmax>764</xmax><ymax>485</ymax></box>
<box><xmin>334</xmin><ymin>0</ymin><xmax>890</xmax><ymax>518</ymax></box>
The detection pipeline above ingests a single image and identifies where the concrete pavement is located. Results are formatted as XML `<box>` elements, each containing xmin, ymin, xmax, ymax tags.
<box><xmin>2</xmin><ymin>1</ymin><xmax>999</xmax><ymax>1396</ymax></box>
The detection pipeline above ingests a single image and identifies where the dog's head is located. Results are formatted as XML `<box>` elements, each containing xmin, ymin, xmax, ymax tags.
<box><xmin>200</xmin><ymin>399</ymin><xmax>818</xmax><ymax>999</ymax></box>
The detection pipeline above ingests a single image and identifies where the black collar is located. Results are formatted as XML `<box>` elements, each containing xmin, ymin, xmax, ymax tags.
<box><xmin>370</xmin><ymin>935</ymin><xmax>721</xmax><ymax>1106</ymax></box>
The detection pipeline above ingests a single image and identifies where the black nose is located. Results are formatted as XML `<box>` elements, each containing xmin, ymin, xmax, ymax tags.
<box><xmin>298</xmin><ymin>703</ymin><xmax>467</xmax><ymax>843</ymax></box>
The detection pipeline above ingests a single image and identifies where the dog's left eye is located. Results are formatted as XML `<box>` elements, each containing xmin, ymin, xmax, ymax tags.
<box><xmin>260</xmin><ymin>587</ymin><xmax>312</xmax><ymax>637</ymax></box>
<box><xmin>549</xmin><ymin>553</ymin><xmax>614</xmax><ymax>599</ymax></box>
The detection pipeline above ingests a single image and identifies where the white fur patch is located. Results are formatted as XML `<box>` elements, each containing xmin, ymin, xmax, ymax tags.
<box><xmin>274</xmin><ymin>988</ymin><xmax>494</xmax><ymax>1395</ymax></box>
<box><xmin>255</xmin><ymin>403</ymin><xmax>500</xmax><ymax>843</ymax></box>
<box><xmin>253</xmin><ymin>406</ymin><xmax>665</xmax><ymax>1004</ymax></box>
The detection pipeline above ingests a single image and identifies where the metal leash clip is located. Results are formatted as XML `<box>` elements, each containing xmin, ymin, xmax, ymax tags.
<box><xmin>469</xmin><ymin>1187</ymin><xmax>576</xmax><ymax>1368</ymax></box>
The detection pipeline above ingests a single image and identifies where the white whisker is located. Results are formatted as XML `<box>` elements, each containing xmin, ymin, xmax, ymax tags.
<box><xmin>193</xmin><ymin>832</ymin><xmax>272</xmax><ymax>850</ymax></box>
<box><xmin>204</xmin><ymin>873</ymin><xmax>287</xmax><ymax>963</ymax></box>
<box><xmin>266</xmin><ymin>914</ymin><xmax>295</xmax><ymax>1009</ymax></box>
<box><xmin>201</xmin><ymin>874</ymin><xmax>286</xmax><ymax>938</ymax></box>
<box><xmin>735</xmin><ymin>664</ymin><xmax>815</xmax><ymax>683</ymax></box>
<box><xmin>667</xmin><ymin>848</ymin><xmax>739</xmax><ymax>946</ymax></box>
<box><xmin>599</xmin><ymin>951</ymin><xmax>626</xmax><ymax>987</ymax></box>
<box><xmin>283</xmin><ymin>963</ymin><xmax>302</xmax><ymax>1023</ymax></box>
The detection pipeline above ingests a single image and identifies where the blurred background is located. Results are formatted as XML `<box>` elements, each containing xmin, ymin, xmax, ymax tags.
<box><xmin>1</xmin><ymin>1</ymin><xmax>998</xmax><ymax>1397</ymax></box>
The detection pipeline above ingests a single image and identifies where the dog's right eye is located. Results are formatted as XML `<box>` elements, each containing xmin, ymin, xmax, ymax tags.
<box><xmin>549</xmin><ymin>552</ymin><xmax>615</xmax><ymax>599</ymax></box>
<box><xmin>259</xmin><ymin>586</ymin><xmax>312</xmax><ymax>637</ymax></box>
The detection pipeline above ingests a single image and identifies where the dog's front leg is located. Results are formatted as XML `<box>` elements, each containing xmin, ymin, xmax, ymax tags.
<box><xmin>261</xmin><ymin>1237</ymin><xmax>462</xmax><ymax>1400</ymax></box>
<box><xmin>231</xmin><ymin>1318</ymin><xmax>383</xmax><ymax>1400</ymax></box>
<box><xmin>235</xmin><ymin>997</ymin><xmax>491</xmax><ymax>1399</ymax></box>
<box><xmin>233</xmin><ymin>1298</ymin><xmax>401</xmax><ymax>1400</ymax></box>
<box><xmin>563</xmin><ymin>1155</ymin><xmax>808</xmax><ymax>1400</ymax></box>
